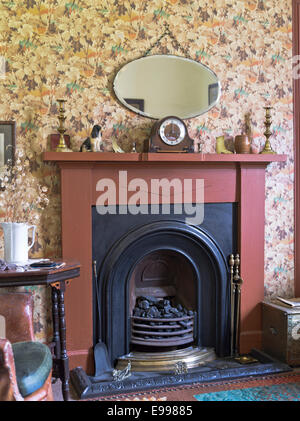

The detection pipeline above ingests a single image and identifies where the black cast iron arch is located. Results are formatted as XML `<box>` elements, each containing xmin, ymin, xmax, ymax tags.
<box><xmin>96</xmin><ymin>220</ymin><xmax>230</xmax><ymax>363</ymax></box>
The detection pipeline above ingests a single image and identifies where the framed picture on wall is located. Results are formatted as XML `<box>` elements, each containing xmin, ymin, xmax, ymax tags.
<box><xmin>0</xmin><ymin>121</ymin><xmax>16</xmax><ymax>167</ymax></box>
<box><xmin>0</xmin><ymin>121</ymin><xmax>16</xmax><ymax>189</ymax></box>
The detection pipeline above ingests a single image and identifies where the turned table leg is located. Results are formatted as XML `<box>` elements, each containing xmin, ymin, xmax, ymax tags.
<box><xmin>51</xmin><ymin>281</ymin><xmax>70</xmax><ymax>401</ymax></box>
<box><xmin>58</xmin><ymin>282</ymin><xmax>70</xmax><ymax>401</ymax></box>
<box><xmin>51</xmin><ymin>288</ymin><xmax>61</xmax><ymax>362</ymax></box>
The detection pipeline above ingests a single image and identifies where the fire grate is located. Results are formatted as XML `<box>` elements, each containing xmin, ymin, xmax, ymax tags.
<box><xmin>131</xmin><ymin>297</ymin><xmax>195</xmax><ymax>347</ymax></box>
<box><xmin>131</xmin><ymin>315</ymin><xmax>194</xmax><ymax>347</ymax></box>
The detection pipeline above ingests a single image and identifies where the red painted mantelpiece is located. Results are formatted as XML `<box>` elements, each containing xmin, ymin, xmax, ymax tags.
<box><xmin>43</xmin><ymin>152</ymin><xmax>286</xmax><ymax>373</ymax></box>
<box><xmin>44</xmin><ymin>151</ymin><xmax>285</xmax><ymax>163</ymax></box>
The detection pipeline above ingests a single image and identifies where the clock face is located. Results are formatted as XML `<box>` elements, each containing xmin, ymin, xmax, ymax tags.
<box><xmin>159</xmin><ymin>118</ymin><xmax>186</xmax><ymax>145</ymax></box>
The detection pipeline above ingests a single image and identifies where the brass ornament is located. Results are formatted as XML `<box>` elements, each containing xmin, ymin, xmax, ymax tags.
<box><xmin>229</xmin><ymin>253</ymin><xmax>243</xmax><ymax>357</ymax></box>
<box><xmin>229</xmin><ymin>254</ymin><xmax>235</xmax><ymax>356</ymax></box>
<box><xmin>260</xmin><ymin>106</ymin><xmax>276</xmax><ymax>154</ymax></box>
<box><xmin>234</xmin><ymin>254</ymin><xmax>243</xmax><ymax>355</ymax></box>
<box><xmin>216</xmin><ymin>136</ymin><xmax>233</xmax><ymax>154</ymax></box>
<box><xmin>55</xmin><ymin>99</ymin><xmax>72</xmax><ymax>152</ymax></box>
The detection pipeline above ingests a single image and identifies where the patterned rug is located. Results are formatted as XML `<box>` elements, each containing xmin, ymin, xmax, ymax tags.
<box><xmin>194</xmin><ymin>382</ymin><xmax>300</xmax><ymax>401</ymax></box>
<box><xmin>86</xmin><ymin>372</ymin><xmax>300</xmax><ymax>401</ymax></box>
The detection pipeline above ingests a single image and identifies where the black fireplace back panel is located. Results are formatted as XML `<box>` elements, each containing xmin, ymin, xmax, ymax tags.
<box><xmin>92</xmin><ymin>203</ymin><xmax>237</xmax><ymax>262</ymax></box>
<box><xmin>92</xmin><ymin>203</ymin><xmax>237</xmax><ymax>360</ymax></box>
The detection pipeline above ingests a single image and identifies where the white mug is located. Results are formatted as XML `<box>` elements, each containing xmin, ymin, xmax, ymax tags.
<box><xmin>1</xmin><ymin>222</ymin><xmax>36</xmax><ymax>263</ymax></box>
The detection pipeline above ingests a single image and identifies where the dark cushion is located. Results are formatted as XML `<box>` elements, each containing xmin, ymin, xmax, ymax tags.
<box><xmin>12</xmin><ymin>341</ymin><xmax>52</xmax><ymax>397</ymax></box>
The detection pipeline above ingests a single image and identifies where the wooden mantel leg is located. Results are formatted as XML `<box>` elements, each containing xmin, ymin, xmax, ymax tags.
<box><xmin>60</xmin><ymin>164</ymin><xmax>94</xmax><ymax>373</ymax></box>
<box><xmin>238</xmin><ymin>163</ymin><xmax>266</xmax><ymax>353</ymax></box>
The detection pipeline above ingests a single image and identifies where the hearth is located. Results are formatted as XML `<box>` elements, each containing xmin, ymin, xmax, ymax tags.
<box><xmin>70</xmin><ymin>347</ymin><xmax>291</xmax><ymax>399</ymax></box>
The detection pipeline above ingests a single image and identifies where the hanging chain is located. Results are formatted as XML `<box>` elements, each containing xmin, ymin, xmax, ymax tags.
<box><xmin>143</xmin><ymin>22</ymin><xmax>191</xmax><ymax>58</ymax></box>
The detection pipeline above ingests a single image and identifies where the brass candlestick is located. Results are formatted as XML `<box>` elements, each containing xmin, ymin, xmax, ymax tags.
<box><xmin>55</xmin><ymin>99</ymin><xmax>72</xmax><ymax>152</ymax></box>
<box><xmin>260</xmin><ymin>106</ymin><xmax>276</xmax><ymax>154</ymax></box>
<box><xmin>229</xmin><ymin>254</ymin><xmax>235</xmax><ymax>356</ymax></box>
<box><xmin>229</xmin><ymin>253</ymin><xmax>244</xmax><ymax>357</ymax></box>
<box><xmin>233</xmin><ymin>254</ymin><xmax>243</xmax><ymax>356</ymax></box>
<box><xmin>229</xmin><ymin>254</ymin><xmax>257</xmax><ymax>364</ymax></box>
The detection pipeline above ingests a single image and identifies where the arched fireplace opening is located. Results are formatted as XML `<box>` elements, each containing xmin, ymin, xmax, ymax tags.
<box><xmin>129</xmin><ymin>250</ymin><xmax>197</xmax><ymax>351</ymax></box>
<box><xmin>95</xmin><ymin>220</ymin><xmax>230</xmax><ymax>366</ymax></box>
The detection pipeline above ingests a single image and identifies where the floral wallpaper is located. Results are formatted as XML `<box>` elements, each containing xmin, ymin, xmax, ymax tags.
<box><xmin>0</xmin><ymin>0</ymin><xmax>294</xmax><ymax>341</ymax></box>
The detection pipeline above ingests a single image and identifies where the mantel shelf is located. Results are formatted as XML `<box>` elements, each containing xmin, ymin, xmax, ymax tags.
<box><xmin>43</xmin><ymin>151</ymin><xmax>287</xmax><ymax>164</ymax></box>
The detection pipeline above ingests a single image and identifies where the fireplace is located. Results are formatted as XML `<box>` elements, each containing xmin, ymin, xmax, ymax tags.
<box><xmin>92</xmin><ymin>203</ymin><xmax>236</xmax><ymax>366</ymax></box>
<box><xmin>43</xmin><ymin>151</ymin><xmax>287</xmax><ymax>383</ymax></box>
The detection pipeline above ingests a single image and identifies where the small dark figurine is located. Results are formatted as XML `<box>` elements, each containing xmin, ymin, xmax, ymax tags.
<box><xmin>80</xmin><ymin>124</ymin><xmax>103</xmax><ymax>152</ymax></box>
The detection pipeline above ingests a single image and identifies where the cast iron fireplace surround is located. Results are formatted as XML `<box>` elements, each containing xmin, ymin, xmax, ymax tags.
<box><xmin>92</xmin><ymin>203</ymin><xmax>237</xmax><ymax>363</ymax></box>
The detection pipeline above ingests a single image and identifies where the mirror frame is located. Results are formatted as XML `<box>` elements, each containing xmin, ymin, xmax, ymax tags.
<box><xmin>113</xmin><ymin>54</ymin><xmax>222</xmax><ymax>120</ymax></box>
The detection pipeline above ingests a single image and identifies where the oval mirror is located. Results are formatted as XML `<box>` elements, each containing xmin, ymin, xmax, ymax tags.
<box><xmin>113</xmin><ymin>55</ymin><xmax>221</xmax><ymax>120</ymax></box>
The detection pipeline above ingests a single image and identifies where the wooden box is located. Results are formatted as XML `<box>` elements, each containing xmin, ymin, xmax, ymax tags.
<box><xmin>262</xmin><ymin>300</ymin><xmax>300</xmax><ymax>366</ymax></box>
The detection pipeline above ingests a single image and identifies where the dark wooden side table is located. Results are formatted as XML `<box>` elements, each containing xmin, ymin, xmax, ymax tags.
<box><xmin>0</xmin><ymin>261</ymin><xmax>80</xmax><ymax>401</ymax></box>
